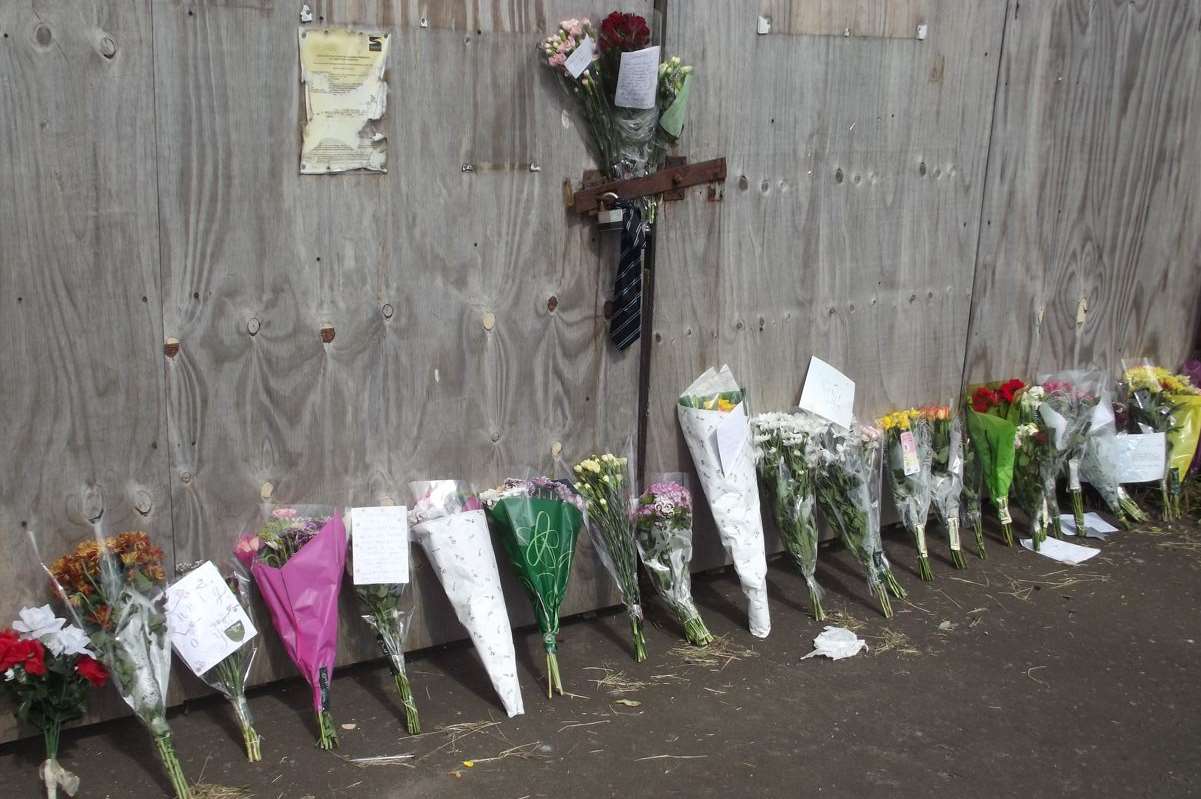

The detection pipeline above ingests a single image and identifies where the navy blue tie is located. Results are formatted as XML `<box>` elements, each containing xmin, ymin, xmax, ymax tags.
<box><xmin>610</xmin><ymin>203</ymin><xmax>648</xmax><ymax>351</ymax></box>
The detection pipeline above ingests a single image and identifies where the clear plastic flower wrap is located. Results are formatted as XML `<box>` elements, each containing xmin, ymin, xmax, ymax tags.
<box><xmin>1011</xmin><ymin>385</ymin><xmax>1055</xmax><ymax>549</ymax></box>
<box><xmin>43</xmin><ymin>526</ymin><xmax>191</xmax><ymax>798</ymax></box>
<box><xmin>1080</xmin><ymin>374</ymin><xmax>1148</xmax><ymax>525</ymax></box>
<box><xmin>879</xmin><ymin>409</ymin><xmax>938</xmax><ymax>580</ymax></box>
<box><xmin>812</xmin><ymin>417</ymin><xmax>907</xmax><ymax>618</ymax></box>
<box><xmin>959</xmin><ymin>423</ymin><xmax>988</xmax><ymax>558</ymax></box>
<box><xmin>1122</xmin><ymin>358</ymin><xmax>1201</xmax><ymax>519</ymax></box>
<box><xmin>573</xmin><ymin>451</ymin><xmax>647</xmax><ymax>662</ymax></box>
<box><xmin>752</xmin><ymin>411</ymin><xmax>826</xmax><ymax>620</ymax></box>
<box><xmin>1036</xmin><ymin>369</ymin><xmax>1108</xmax><ymax>534</ymax></box>
<box><xmin>634</xmin><ymin>474</ymin><xmax>714</xmax><ymax>646</ymax></box>
<box><xmin>928</xmin><ymin>407</ymin><xmax>969</xmax><ymax>566</ymax></box>
<box><xmin>677</xmin><ymin>365</ymin><xmax>771</xmax><ymax>638</ymax></box>
<box><xmin>409</xmin><ymin>480</ymin><xmax>524</xmax><ymax>718</ymax></box>
<box><xmin>345</xmin><ymin>514</ymin><xmax>419</xmax><ymax>735</ymax></box>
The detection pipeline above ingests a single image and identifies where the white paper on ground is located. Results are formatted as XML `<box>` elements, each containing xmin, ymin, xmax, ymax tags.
<box><xmin>564</xmin><ymin>35</ymin><xmax>595</xmax><ymax>79</ymax></box>
<box><xmin>678</xmin><ymin>393</ymin><xmax>771</xmax><ymax>638</ymax></box>
<box><xmin>1020</xmin><ymin>537</ymin><xmax>1100</xmax><ymax>565</ymax></box>
<box><xmin>166</xmin><ymin>561</ymin><xmax>257</xmax><ymax>676</ymax></box>
<box><xmin>798</xmin><ymin>356</ymin><xmax>855</xmax><ymax>430</ymax></box>
<box><xmin>801</xmin><ymin>626</ymin><xmax>867</xmax><ymax>660</ymax></box>
<box><xmin>1059</xmin><ymin>512</ymin><xmax>1119</xmax><ymax>539</ymax></box>
<box><xmin>713</xmin><ymin>403</ymin><xmax>750</xmax><ymax>476</ymax></box>
<box><xmin>350</xmin><ymin>506</ymin><xmax>410</xmax><ymax>585</ymax></box>
<box><xmin>614</xmin><ymin>46</ymin><xmax>660</xmax><ymax>109</ymax></box>
<box><xmin>412</xmin><ymin>510</ymin><xmax>524</xmax><ymax>717</ymax></box>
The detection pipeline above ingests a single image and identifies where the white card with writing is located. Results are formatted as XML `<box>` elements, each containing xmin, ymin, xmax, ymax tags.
<box><xmin>1113</xmin><ymin>433</ymin><xmax>1166</xmax><ymax>483</ymax></box>
<box><xmin>798</xmin><ymin>356</ymin><xmax>855</xmax><ymax>430</ymax></box>
<box><xmin>564</xmin><ymin>35</ymin><xmax>595</xmax><ymax>79</ymax></box>
<box><xmin>713</xmin><ymin>402</ymin><xmax>750</xmax><ymax>476</ymax></box>
<box><xmin>166</xmin><ymin>561</ymin><xmax>257</xmax><ymax>677</ymax></box>
<box><xmin>614</xmin><ymin>46</ymin><xmax>660</xmax><ymax>109</ymax></box>
<box><xmin>351</xmin><ymin>506</ymin><xmax>410</xmax><ymax>585</ymax></box>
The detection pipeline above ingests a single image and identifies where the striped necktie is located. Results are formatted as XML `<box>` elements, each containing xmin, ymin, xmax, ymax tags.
<box><xmin>609</xmin><ymin>203</ymin><xmax>648</xmax><ymax>351</ymax></box>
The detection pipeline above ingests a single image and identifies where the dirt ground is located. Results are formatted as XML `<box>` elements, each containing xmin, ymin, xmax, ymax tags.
<box><xmin>3</xmin><ymin>515</ymin><xmax>1201</xmax><ymax>798</ymax></box>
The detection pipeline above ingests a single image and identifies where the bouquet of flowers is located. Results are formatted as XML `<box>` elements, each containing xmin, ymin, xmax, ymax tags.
<box><xmin>1122</xmin><ymin>361</ymin><xmax>1201</xmax><ymax>519</ymax></box>
<box><xmin>573</xmin><ymin>453</ymin><xmax>647</xmax><ymax>662</ymax></box>
<box><xmin>813</xmin><ymin>419</ymin><xmax>906</xmax><ymax>618</ymax></box>
<box><xmin>409</xmin><ymin>481</ymin><xmax>523</xmax><ymax>718</ymax></box>
<box><xmin>960</xmin><ymin>426</ymin><xmax>988</xmax><ymax>558</ymax></box>
<box><xmin>927</xmin><ymin>406</ymin><xmax>970</xmax><ymax>566</ymax></box>
<box><xmin>48</xmin><ymin>531</ymin><xmax>191</xmax><ymax>798</ymax></box>
<box><xmin>677</xmin><ymin>366</ymin><xmax>771</xmax><ymax>638</ymax></box>
<box><xmin>1036</xmin><ymin>370</ymin><xmax>1105</xmax><ymax>534</ymax></box>
<box><xmin>1080</xmin><ymin>384</ymin><xmax>1149</xmax><ymax>526</ymax></box>
<box><xmin>752</xmin><ymin>411</ymin><xmax>827</xmax><ymax>619</ymax></box>
<box><xmin>2</xmin><ymin>606</ymin><xmax>107</xmax><ymax>799</ymax></box>
<box><xmin>879</xmin><ymin>408</ymin><xmax>937</xmax><ymax>580</ymax></box>
<box><xmin>540</xmin><ymin>12</ymin><xmax>690</xmax><ymax>182</ymax></box>
<box><xmin>633</xmin><ymin>477</ymin><xmax>714</xmax><ymax>645</ymax></box>
<box><xmin>481</xmin><ymin>478</ymin><xmax>585</xmax><ymax>698</ymax></box>
<box><xmin>1010</xmin><ymin>385</ymin><xmax>1056</xmax><ymax>548</ymax></box>
<box><xmin>235</xmin><ymin>505</ymin><xmax>346</xmax><ymax>749</ymax></box>
<box><xmin>966</xmin><ymin>380</ymin><xmax>1023</xmax><ymax>546</ymax></box>
<box><xmin>346</xmin><ymin>516</ymin><xmax>419</xmax><ymax>735</ymax></box>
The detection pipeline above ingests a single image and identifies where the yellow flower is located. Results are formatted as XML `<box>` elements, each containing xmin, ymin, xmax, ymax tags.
<box><xmin>717</xmin><ymin>397</ymin><xmax>736</xmax><ymax>412</ymax></box>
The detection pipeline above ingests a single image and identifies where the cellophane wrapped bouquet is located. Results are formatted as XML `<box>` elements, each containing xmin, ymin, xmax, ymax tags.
<box><xmin>927</xmin><ymin>405</ymin><xmax>970</xmax><ymax>566</ymax></box>
<box><xmin>960</xmin><ymin>425</ymin><xmax>988</xmax><ymax>558</ymax></box>
<box><xmin>879</xmin><ymin>408</ymin><xmax>938</xmax><ymax>580</ymax></box>
<box><xmin>573</xmin><ymin>453</ymin><xmax>647</xmax><ymax>662</ymax></box>
<box><xmin>1036</xmin><ymin>370</ymin><xmax>1105</xmax><ymax>534</ymax></box>
<box><xmin>409</xmin><ymin>481</ymin><xmax>523</xmax><ymax>717</ymax></box>
<box><xmin>966</xmin><ymin>380</ymin><xmax>1023</xmax><ymax>546</ymax></box>
<box><xmin>1080</xmin><ymin>377</ymin><xmax>1149</xmax><ymax>526</ymax></box>
<box><xmin>677</xmin><ymin>366</ymin><xmax>770</xmax><ymax>637</ymax></box>
<box><xmin>812</xmin><ymin>418</ymin><xmax>906</xmax><ymax>618</ymax></box>
<box><xmin>2</xmin><ymin>604</ymin><xmax>107</xmax><ymax>799</ymax></box>
<box><xmin>633</xmin><ymin>476</ymin><xmax>714</xmax><ymax>646</ymax></box>
<box><xmin>47</xmin><ymin>530</ymin><xmax>191</xmax><ymax>798</ymax></box>
<box><xmin>235</xmin><ymin>505</ymin><xmax>346</xmax><ymax>749</ymax></box>
<box><xmin>752</xmin><ymin>411</ymin><xmax>827</xmax><ymax>619</ymax></box>
<box><xmin>1010</xmin><ymin>385</ymin><xmax>1058</xmax><ymax>548</ymax></box>
<box><xmin>481</xmin><ymin>478</ymin><xmax>585</xmax><ymax>698</ymax></box>
<box><xmin>1121</xmin><ymin>360</ymin><xmax>1201</xmax><ymax>520</ymax></box>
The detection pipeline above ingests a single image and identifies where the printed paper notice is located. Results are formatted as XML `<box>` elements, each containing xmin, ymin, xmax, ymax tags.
<box><xmin>351</xmin><ymin>506</ymin><xmax>410</xmax><ymax>585</ymax></box>
<box><xmin>713</xmin><ymin>402</ymin><xmax>750</xmax><ymax>476</ymax></box>
<box><xmin>1110</xmin><ymin>433</ymin><xmax>1166</xmax><ymax>483</ymax></box>
<box><xmin>798</xmin><ymin>356</ymin><xmax>855</xmax><ymax>430</ymax></box>
<box><xmin>299</xmin><ymin>27</ymin><xmax>390</xmax><ymax>173</ymax></box>
<box><xmin>564</xmin><ymin>35</ymin><xmax>595</xmax><ymax>79</ymax></box>
<box><xmin>615</xmin><ymin>46</ymin><xmax>659</xmax><ymax>109</ymax></box>
<box><xmin>166</xmin><ymin>561</ymin><xmax>256</xmax><ymax>677</ymax></box>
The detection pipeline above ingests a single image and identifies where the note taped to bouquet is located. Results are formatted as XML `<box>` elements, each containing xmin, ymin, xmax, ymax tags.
<box><xmin>900</xmin><ymin>431</ymin><xmax>920</xmax><ymax>475</ymax></box>
<box><xmin>614</xmin><ymin>45</ymin><xmax>660</xmax><ymax>109</ymax></box>
<box><xmin>564</xmin><ymin>35</ymin><xmax>595</xmax><ymax>79</ymax></box>
<box><xmin>166</xmin><ymin>561</ymin><xmax>257</xmax><ymax>677</ymax></box>
<box><xmin>1110</xmin><ymin>433</ymin><xmax>1166</xmax><ymax>483</ymax></box>
<box><xmin>713</xmin><ymin>402</ymin><xmax>750</xmax><ymax>476</ymax></box>
<box><xmin>351</xmin><ymin>506</ymin><xmax>410</xmax><ymax>585</ymax></box>
<box><xmin>798</xmin><ymin>356</ymin><xmax>855</xmax><ymax>429</ymax></box>
<box><xmin>298</xmin><ymin>27</ymin><xmax>390</xmax><ymax>174</ymax></box>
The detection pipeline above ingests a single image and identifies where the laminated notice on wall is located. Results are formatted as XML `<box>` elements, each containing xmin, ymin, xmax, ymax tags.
<box><xmin>298</xmin><ymin>27</ymin><xmax>390</xmax><ymax>174</ymax></box>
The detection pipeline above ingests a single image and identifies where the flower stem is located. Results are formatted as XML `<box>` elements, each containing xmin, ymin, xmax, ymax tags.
<box><xmin>232</xmin><ymin>698</ymin><xmax>261</xmax><ymax>762</ymax></box>
<box><xmin>546</xmin><ymin>652</ymin><xmax>563</xmax><ymax>699</ymax></box>
<box><xmin>43</xmin><ymin>722</ymin><xmax>60</xmax><ymax>762</ymax></box>
<box><xmin>950</xmin><ymin>547</ymin><xmax>967</xmax><ymax>569</ymax></box>
<box><xmin>808</xmin><ymin>587</ymin><xmax>826</xmax><ymax>622</ymax></box>
<box><xmin>916</xmin><ymin>555</ymin><xmax>934</xmax><ymax>582</ymax></box>
<box><xmin>154</xmin><ymin>733</ymin><xmax>192</xmax><ymax>799</ymax></box>
<box><xmin>630</xmin><ymin>616</ymin><xmax>648</xmax><ymax>663</ymax></box>
<box><xmin>973</xmin><ymin>518</ymin><xmax>988</xmax><ymax>559</ymax></box>
<box><xmin>393</xmin><ymin>672</ymin><xmax>421</xmax><ymax>735</ymax></box>
<box><xmin>873</xmin><ymin>583</ymin><xmax>894</xmax><ymax>619</ymax></box>
<box><xmin>316</xmin><ymin>709</ymin><xmax>338</xmax><ymax>750</ymax></box>
<box><xmin>1071</xmin><ymin>489</ymin><xmax>1086</xmax><ymax>535</ymax></box>
<box><xmin>883</xmin><ymin>569</ymin><xmax>907</xmax><ymax>600</ymax></box>
<box><xmin>682</xmin><ymin>615</ymin><xmax>714</xmax><ymax>647</ymax></box>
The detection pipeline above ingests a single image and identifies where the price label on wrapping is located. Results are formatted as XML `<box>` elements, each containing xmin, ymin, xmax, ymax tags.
<box><xmin>900</xmin><ymin>431</ymin><xmax>920</xmax><ymax>476</ymax></box>
<box><xmin>1068</xmin><ymin>459</ymin><xmax>1081</xmax><ymax>491</ymax></box>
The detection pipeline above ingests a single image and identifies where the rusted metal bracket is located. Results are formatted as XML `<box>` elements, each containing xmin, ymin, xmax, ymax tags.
<box><xmin>565</xmin><ymin>157</ymin><xmax>727</xmax><ymax>215</ymax></box>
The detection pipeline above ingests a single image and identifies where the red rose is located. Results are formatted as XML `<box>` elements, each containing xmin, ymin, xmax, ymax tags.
<box><xmin>999</xmin><ymin>379</ymin><xmax>1025</xmax><ymax>404</ymax></box>
<box><xmin>1034</xmin><ymin>430</ymin><xmax>1049</xmax><ymax>446</ymax></box>
<box><xmin>0</xmin><ymin>629</ymin><xmax>22</xmax><ymax>673</ymax></box>
<box><xmin>7</xmin><ymin>639</ymin><xmax>46</xmax><ymax>677</ymax></box>
<box><xmin>972</xmin><ymin>387</ymin><xmax>997</xmax><ymax>413</ymax></box>
<box><xmin>599</xmin><ymin>11</ymin><xmax>651</xmax><ymax>52</ymax></box>
<box><xmin>75</xmin><ymin>655</ymin><xmax>109</xmax><ymax>687</ymax></box>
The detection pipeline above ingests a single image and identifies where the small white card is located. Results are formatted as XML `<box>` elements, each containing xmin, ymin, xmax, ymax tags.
<box><xmin>1020</xmin><ymin>536</ymin><xmax>1101</xmax><ymax>565</ymax></box>
<box><xmin>564</xmin><ymin>35</ymin><xmax>595</xmax><ymax>79</ymax></box>
<box><xmin>713</xmin><ymin>402</ymin><xmax>750</xmax><ymax>476</ymax></box>
<box><xmin>798</xmin><ymin>356</ymin><xmax>855</xmax><ymax>430</ymax></box>
<box><xmin>351</xmin><ymin>506</ymin><xmax>410</xmax><ymax>585</ymax></box>
<box><xmin>1114</xmin><ymin>433</ymin><xmax>1166</xmax><ymax>483</ymax></box>
<box><xmin>614</xmin><ymin>45</ymin><xmax>660</xmax><ymax>109</ymax></box>
<box><xmin>166</xmin><ymin>561</ymin><xmax>256</xmax><ymax>677</ymax></box>
<box><xmin>1059</xmin><ymin>512</ymin><xmax>1119</xmax><ymax>539</ymax></box>
<box><xmin>900</xmin><ymin>431</ymin><xmax>920</xmax><ymax>475</ymax></box>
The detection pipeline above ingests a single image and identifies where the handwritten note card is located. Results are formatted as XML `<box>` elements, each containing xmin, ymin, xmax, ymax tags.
<box><xmin>1113</xmin><ymin>433</ymin><xmax>1166</xmax><ymax>483</ymax></box>
<box><xmin>798</xmin><ymin>356</ymin><xmax>856</xmax><ymax>430</ymax></box>
<box><xmin>615</xmin><ymin>46</ymin><xmax>660</xmax><ymax>109</ymax></box>
<box><xmin>713</xmin><ymin>402</ymin><xmax>750</xmax><ymax>476</ymax></box>
<box><xmin>564</xmin><ymin>35</ymin><xmax>595</xmax><ymax>79</ymax></box>
<box><xmin>166</xmin><ymin>561</ymin><xmax>256</xmax><ymax>677</ymax></box>
<box><xmin>351</xmin><ymin>506</ymin><xmax>410</xmax><ymax>585</ymax></box>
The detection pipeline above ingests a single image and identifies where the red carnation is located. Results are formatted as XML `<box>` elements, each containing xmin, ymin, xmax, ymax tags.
<box><xmin>0</xmin><ymin>629</ymin><xmax>20</xmax><ymax>672</ymax></box>
<box><xmin>599</xmin><ymin>11</ymin><xmax>651</xmax><ymax>52</ymax></box>
<box><xmin>75</xmin><ymin>655</ymin><xmax>109</xmax><ymax>687</ymax></box>
<box><xmin>972</xmin><ymin>386</ymin><xmax>998</xmax><ymax>413</ymax></box>
<box><xmin>999</xmin><ymin>379</ymin><xmax>1025</xmax><ymax>404</ymax></box>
